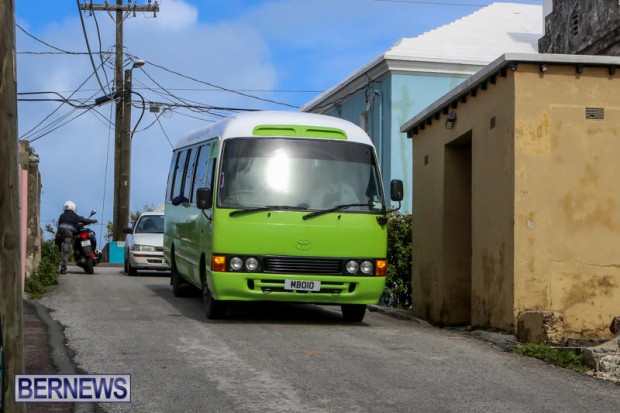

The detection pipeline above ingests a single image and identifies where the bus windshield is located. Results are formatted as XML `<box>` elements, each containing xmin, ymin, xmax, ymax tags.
<box><xmin>218</xmin><ymin>137</ymin><xmax>384</xmax><ymax>213</ymax></box>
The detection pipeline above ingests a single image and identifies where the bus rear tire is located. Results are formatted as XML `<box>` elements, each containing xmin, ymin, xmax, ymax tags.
<box><xmin>203</xmin><ymin>284</ymin><xmax>225</xmax><ymax>320</ymax></box>
<box><xmin>341</xmin><ymin>304</ymin><xmax>367</xmax><ymax>322</ymax></box>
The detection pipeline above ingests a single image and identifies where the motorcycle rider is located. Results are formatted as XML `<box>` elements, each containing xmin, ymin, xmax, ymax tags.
<box><xmin>55</xmin><ymin>200</ymin><xmax>97</xmax><ymax>274</ymax></box>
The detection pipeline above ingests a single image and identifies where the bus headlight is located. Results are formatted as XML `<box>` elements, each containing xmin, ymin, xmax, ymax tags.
<box><xmin>245</xmin><ymin>257</ymin><xmax>259</xmax><ymax>271</ymax></box>
<box><xmin>230</xmin><ymin>257</ymin><xmax>243</xmax><ymax>271</ymax></box>
<box><xmin>360</xmin><ymin>260</ymin><xmax>374</xmax><ymax>275</ymax></box>
<box><xmin>345</xmin><ymin>260</ymin><xmax>359</xmax><ymax>274</ymax></box>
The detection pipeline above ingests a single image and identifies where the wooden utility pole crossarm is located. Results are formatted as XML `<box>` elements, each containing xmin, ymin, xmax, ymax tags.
<box><xmin>79</xmin><ymin>1</ymin><xmax>159</xmax><ymax>14</ymax></box>
<box><xmin>78</xmin><ymin>1</ymin><xmax>159</xmax><ymax>241</ymax></box>
<box><xmin>0</xmin><ymin>0</ymin><xmax>25</xmax><ymax>411</ymax></box>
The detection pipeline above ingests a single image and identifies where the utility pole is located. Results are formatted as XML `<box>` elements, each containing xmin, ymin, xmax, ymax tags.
<box><xmin>79</xmin><ymin>0</ymin><xmax>159</xmax><ymax>241</ymax></box>
<box><xmin>0</xmin><ymin>0</ymin><xmax>25</xmax><ymax>411</ymax></box>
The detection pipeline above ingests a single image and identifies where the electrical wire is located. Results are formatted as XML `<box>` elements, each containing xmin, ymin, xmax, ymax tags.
<box><xmin>141</xmin><ymin>58</ymin><xmax>300</xmax><ymax>109</ymax></box>
<box><xmin>128</xmin><ymin>90</ymin><xmax>146</xmax><ymax>141</ymax></box>
<box><xmin>91</xmin><ymin>6</ymin><xmax>112</xmax><ymax>91</ymax></box>
<box><xmin>18</xmin><ymin>92</ymin><xmax>97</xmax><ymax>108</ymax></box>
<box><xmin>28</xmin><ymin>107</ymin><xmax>94</xmax><ymax>143</ymax></box>
<box><xmin>156</xmin><ymin>116</ymin><xmax>175</xmax><ymax>149</ymax></box>
<box><xmin>76</xmin><ymin>0</ymin><xmax>110</xmax><ymax>96</ymax></box>
<box><xmin>18</xmin><ymin>58</ymin><xmax>113</xmax><ymax>140</ymax></box>
<box><xmin>15</xmin><ymin>24</ymin><xmax>82</xmax><ymax>54</ymax></box>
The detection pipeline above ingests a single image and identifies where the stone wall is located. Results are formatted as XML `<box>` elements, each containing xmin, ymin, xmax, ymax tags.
<box><xmin>539</xmin><ymin>0</ymin><xmax>620</xmax><ymax>55</ymax></box>
<box><xmin>18</xmin><ymin>140</ymin><xmax>42</xmax><ymax>277</ymax></box>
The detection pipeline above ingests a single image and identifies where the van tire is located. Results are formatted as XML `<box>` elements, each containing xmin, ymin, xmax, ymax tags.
<box><xmin>203</xmin><ymin>283</ymin><xmax>225</xmax><ymax>320</ymax></box>
<box><xmin>341</xmin><ymin>304</ymin><xmax>367</xmax><ymax>322</ymax></box>
<box><xmin>126</xmin><ymin>259</ymin><xmax>138</xmax><ymax>276</ymax></box>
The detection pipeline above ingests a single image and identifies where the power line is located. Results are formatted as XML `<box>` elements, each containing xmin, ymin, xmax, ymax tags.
<box><xmin>16</xmin><ymin>24</ymin><xmax>307</xmax><ymax>106</ymax></box>
<box><xmin>28</xmin><ymin>107</ymin><xmax>94</xmax><ymax>143</ymax></box>
<box><xmin>156</xmin><ymin>115</ymin><xmax>174</xmax><ymax>149</ymax></box>
<box><xmin>76</xmin><ymin>0</ymin><xmax>110</xmax><ymax>96</ymax></box>
<box><xmin>15</xmin><ymin>23</ymin><xmax>82</xmax><ymax>54</ymax></box>
<box><xmin>90</xmin><ymin>6</ymin><xmax>112</xmax><ymax>90</ymax></box>
<box><xmin>141</xmin><ymin>58</ymin><xmax>300</xmax><ymax>109</ymax></box>
<box><xmin>18</xmin><ymin>58</ymin><xmax>113</xmax><ymax>140</ymax></box>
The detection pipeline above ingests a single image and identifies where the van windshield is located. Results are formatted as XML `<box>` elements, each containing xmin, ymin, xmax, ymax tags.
<box><xmin>136</xmin><ymin>215</ymin><xmax>164</xmax><ymax>233</ymax></box>
<box><xmin>217</xmin><ymin>137</ymin><xmax>384</xmax><ymax>213</ymax></box>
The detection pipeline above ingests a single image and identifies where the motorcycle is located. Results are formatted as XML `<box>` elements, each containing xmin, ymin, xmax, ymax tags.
<box><xmin>73</xmin><ymin>209</ymin><xmax>102</xmax><ymax>274</ymax></box>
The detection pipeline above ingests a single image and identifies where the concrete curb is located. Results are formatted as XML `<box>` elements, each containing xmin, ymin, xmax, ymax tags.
<box><xmin>25</xmin><ymin>300</ymin><xmax>96</xmax><ymax>413</ymax></box>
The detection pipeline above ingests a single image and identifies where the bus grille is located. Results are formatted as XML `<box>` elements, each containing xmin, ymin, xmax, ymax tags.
<box><xmin>263</xmin><ymin>256</ymin><xmax>341</xmax><ymax>275</ymax></box>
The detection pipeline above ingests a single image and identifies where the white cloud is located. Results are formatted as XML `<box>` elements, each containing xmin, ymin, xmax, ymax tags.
<box><xmin>137</xmin><ymin>0</ymin><xmax>198</xmax><ymax>30</ymax></box>
<box><xmin>17</xmin><ymin>0</ymin><xmax>279</xmax><ymax>242</ymax></box>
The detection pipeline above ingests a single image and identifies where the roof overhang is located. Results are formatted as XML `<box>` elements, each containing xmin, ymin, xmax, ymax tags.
<box><xmin>301</xmin><ymin>54</ymin><xmax>486</xmax><ymax>114</ymax></box>
<box><xmin>401</xmin><ymin>53</ymin><xmax>620</xmax><ymax>137</ymax></box>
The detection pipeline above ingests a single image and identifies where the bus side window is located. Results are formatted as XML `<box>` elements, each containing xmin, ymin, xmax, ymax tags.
<box><xmin>171</xmin><ymin>149</ymin><xmax>191</xmax><ymax>204</ymax></box>
<box><xmin>206</xmin><ymin>157</ymin><xmax>216</xmax><ymax>193</ymax></box>
<box><xmin>183</xmin><ymin>147</ymin><xmax>200</xmax><ymax>204</ymax></box>
<box><xmin>192</xmin><ymin>143</ymin><xmax>212</xmax><ymax>199</ymax></box>
<box><xmin>166</xmin><ymin>152</ymin><xmax>180</xmax><ymax>202</ymax></box>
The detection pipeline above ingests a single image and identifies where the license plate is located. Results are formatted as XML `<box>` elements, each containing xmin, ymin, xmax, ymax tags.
<box><xmin>81</xmin><ymin>240</ymin><xmax>91</xmax><ymax>247</ymax></box>
<box><xmin>284</xmin><ymin>280</ymin><xmax>320</xmax><ymax>292</ymax></box>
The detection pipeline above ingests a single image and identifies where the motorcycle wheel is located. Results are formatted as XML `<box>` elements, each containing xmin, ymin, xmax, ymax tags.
<box><xmin>84</xmin><ymin>257</ymin><xmax>95</xmax><ymax>274</ymax></box>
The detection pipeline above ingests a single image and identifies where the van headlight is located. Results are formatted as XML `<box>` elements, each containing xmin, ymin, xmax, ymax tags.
<box><xmin>132</xmin><ymin>244</ymin><xmax>156</xmax><ymax>252</ymax></box>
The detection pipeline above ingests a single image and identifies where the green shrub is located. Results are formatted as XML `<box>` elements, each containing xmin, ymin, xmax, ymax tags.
<box><xmin>513</xmin><ymin>343</ymin><xmax>589</xmax><ymax>373</ymax></box>
<box><xmin>25</xmin><ymin>237</ymin><xmax>61</xmax><ymax>299</ymax></box>
<box><xmin>382</xmin><ymin>212</ymin><xmax>412</xmax><ymax>309</ymax></box>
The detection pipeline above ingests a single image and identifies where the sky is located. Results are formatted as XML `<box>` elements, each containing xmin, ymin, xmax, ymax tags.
<box><xmin>15</xmin><ymin>0</ymin><xmax>542</xmax><ymax>245</ymax></box>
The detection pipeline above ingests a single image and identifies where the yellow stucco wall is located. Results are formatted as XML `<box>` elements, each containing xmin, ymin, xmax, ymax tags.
<box><xmin>514</xmin><ymin>64</ymin><xmax>620</xmax><ymax>338</ymax></box>
<box><xmin>411</xmin><ymin>62</ymin><xmax>620</xmax><ymax>339</ymax></box>
<box><xmin>412</xmin><ymin>71</ymin><xmax>516</xmax><ymax>329</ymax></box>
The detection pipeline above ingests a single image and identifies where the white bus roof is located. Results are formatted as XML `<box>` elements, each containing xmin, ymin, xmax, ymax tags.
<box><xmin>174</xmin><ymin>110</ymin><xmax>373</xmax><ymax>149</ymax></box>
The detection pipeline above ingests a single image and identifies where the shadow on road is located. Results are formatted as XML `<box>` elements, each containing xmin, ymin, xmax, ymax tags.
<box><xmin>145</xmin><ymin>282</ymin><xmax>369</xmax><ymax>327</ymax></box>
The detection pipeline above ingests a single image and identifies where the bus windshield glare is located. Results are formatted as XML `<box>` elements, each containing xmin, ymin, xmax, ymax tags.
<box><xmin>218</xmin><ymin>137</ymin><xmax>384</xmax><ymax>213</ymax></box>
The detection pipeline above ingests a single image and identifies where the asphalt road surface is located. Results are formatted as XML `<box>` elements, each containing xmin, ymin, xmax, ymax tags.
<box><xmin>39</xmin><ymin>265</ymin><xmax>619</xmax><ymax>413</ymax></box>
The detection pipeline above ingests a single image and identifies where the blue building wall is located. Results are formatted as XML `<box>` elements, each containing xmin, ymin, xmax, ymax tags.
<box><xmin>318</xmin><ymin>70</ymin><xmax>470</xmax><ymax>213</ymax></box>
<box><xmin>389</xmin><ymin>72</ymin><xmax>470</xmax><ymax>212</ymax></box>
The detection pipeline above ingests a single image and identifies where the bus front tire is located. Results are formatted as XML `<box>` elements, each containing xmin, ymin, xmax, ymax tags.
<box><xmin>171</xmin><ymin>265</ymin><xmax>186</xmax><ymax>297</ymax></box>
<box><xmin>341</xmin><ymin>304</ymin><xmax>367</xmax><ymax>322</ymax></box>
<box><xmin>203</xmin><ymin>284</ymin><xmax>225</xmax><ymax>320</ymax></box>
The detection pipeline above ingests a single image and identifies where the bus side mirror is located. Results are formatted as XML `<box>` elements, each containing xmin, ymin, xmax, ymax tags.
<box><xmin>390</xmin><ymin>179</ymin><xmax>404</xmax><ymax>202</ymax></box>
<box><xmin>196</xmin><ymin>187</ymin><xmax>212</xmax><ymax>210</ymax></box>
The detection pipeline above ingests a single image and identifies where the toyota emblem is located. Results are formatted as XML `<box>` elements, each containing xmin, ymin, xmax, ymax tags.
<box><xmin>296</xmin><ymin>239</ymin><xmax>311</xmax><ymax>251</ymax></box>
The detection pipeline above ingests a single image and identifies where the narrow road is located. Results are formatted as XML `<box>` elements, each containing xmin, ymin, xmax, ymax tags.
<box><xmin>40</xmin><ymin>265</ymin><xmax>619</xmax><ymax>413</ymax></box>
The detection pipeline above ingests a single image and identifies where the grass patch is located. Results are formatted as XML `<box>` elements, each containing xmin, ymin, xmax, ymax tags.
<box><xmin>513</xmin><ymin>343</ymin><xmax>589</xmax><ymax>373</ymax></box>
<box><xmin>25</xmin><ymin>238</ymin><xmax>61</xmax><ymax>299</ymax></box>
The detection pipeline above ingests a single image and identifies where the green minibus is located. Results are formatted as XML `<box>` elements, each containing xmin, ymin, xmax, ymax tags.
<box><xmin>163</xmin><ymin>111</ymin><xmax>403</xmax><ymax>322</ymax></box>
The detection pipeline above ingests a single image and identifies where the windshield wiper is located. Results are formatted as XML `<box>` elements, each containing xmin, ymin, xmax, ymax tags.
<box><xmin>229</xmin><ymin>205</ymin><xmax>307</xmax><ymax>217</ymax></box>
<box><xmin>302</xmin><ymin>203</ymin><xmax>372</xmax><ymax>220</ymax></box>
